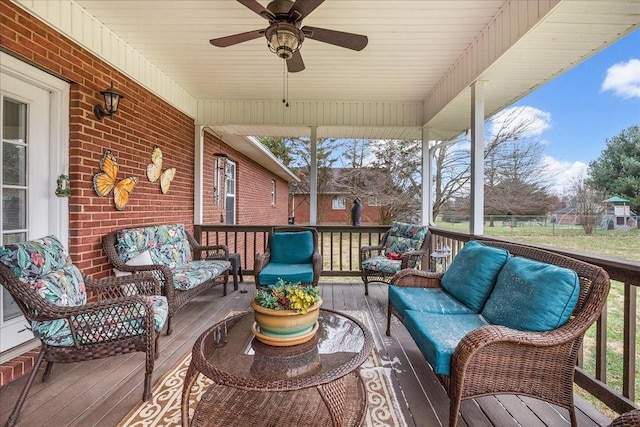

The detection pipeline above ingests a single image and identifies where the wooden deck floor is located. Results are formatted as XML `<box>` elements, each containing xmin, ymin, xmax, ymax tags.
<box><xmin>0</xmin><ymin>280</ymin><xmax>612</xmax><ymax>427</ymax></box>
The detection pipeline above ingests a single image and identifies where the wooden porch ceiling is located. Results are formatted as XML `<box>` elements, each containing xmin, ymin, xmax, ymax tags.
<box><xmin>17</xmin><ymin>0</ymin><xmax>640</xmax><ymax>140</ymax></box>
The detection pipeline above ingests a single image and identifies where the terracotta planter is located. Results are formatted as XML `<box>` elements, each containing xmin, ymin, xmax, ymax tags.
<box><xmin>251</xmin><ymin>297</ymin><xmax>322</xmax><ymax>346</ymax></box>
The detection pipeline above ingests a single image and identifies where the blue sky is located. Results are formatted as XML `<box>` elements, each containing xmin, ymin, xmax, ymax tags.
<box><xmin>510</xmin><ymin>28</ymin><xmax>640</xmax><ymax>192</ymax></box>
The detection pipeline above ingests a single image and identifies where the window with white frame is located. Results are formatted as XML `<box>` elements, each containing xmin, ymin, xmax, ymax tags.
<box><xmin>368</xmin><ymin>196</ymin><xmax>381</xmax><ymax>206</ymax></box>
<box><xmin>332</xmin><ymin>197</ymin><xmax>346</xmax><ymax>210</ymax></box>
<box><xmin>271</xmin><ymin>180</ymin><xmax>276</xmax><ymax>205</ymax></box>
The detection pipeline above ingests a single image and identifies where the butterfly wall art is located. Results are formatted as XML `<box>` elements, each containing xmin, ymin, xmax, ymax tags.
<box><xmin>93</xmin><ymin>149</ymin><xmax>138</xmax><ymax>210</ymax></box>
<box><xmin>146</xmin><ymin>146</ymin><xmax>176</xmax><ymax>194</ymax></box>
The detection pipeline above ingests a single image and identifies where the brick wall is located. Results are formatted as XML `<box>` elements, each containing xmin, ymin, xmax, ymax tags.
<box><xmin>292</xmin><ymin>194</ymin><xmax>383</xmax><ymax>225</ymax></box>
<box><xmin>0</xmin><ymin>0</ymin><xmax>289</xmax><ymax>386</ymax></box>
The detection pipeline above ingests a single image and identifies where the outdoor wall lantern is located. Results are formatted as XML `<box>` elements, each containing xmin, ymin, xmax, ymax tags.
<box><xmin>94</xmin><ymin>82</ymin><xmax>124</xmax><ymax>120</ymax></box>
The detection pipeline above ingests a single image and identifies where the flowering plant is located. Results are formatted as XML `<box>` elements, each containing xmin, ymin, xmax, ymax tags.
<box><xmin>254</xmin><ymin>279</ymin><xmax>320</xmax><ymax>314</ymax></box>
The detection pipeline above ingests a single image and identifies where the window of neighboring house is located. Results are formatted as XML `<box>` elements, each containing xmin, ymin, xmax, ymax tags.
<box><xmin>368</xmin><ymin>196</ymin><xmax>380</xmax><ymax>206</ymax></box>
<box><xmin>332</xmin><ymin>197</ymin><xmax>346</xmax><ymax>210</ymax></box>
<box><xmin>271</xmin><ymin>180</ymin><xmax>276</xmax><ymax>205</ymax></box>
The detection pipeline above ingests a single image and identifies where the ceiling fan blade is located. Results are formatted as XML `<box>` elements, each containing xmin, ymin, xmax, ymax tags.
<box><xmin>287</xmin><ymin>50</ymin><xmax>305</xmax><ymax>73</ymax></box>
<box><xmin>210</xmin><ymin>29</ymin><xmax>265</xmax><ymax>47</ymax></box>
<box><xmin>289</xmin><ymin>0</ymin><xmax>324</xmax><ymax>21</ymax></box>
<box><xmin>237</xmin><ymin>0</ymin><xmax>276</xmax><ymax>21</ymax></box>
<box><xmin>301</xmin><ymin>26</ymin><xmax>368</xmax><ymax>51</ymax></box>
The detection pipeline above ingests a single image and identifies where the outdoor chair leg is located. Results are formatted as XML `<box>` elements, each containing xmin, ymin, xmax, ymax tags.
<box><xmin>449</xmin><ymin>397</ymin><xmax>461</xmax><ymax>427</ymax></box>
<box><xmin>42</xmin><ymin>360</ymin><xmax>53</xmax><ymax>381</ymax></box>
<box><xmin>6</xmin><ymin>346</ymin><xmax>46</xmax><ymax>427</ymax></box>
<box><xmin>386</xmin><ymin>309</ymin><xmax>392</xmax><ymax>336</ymax></box>
<box><xmin>166</xmin><ymin>316</ymin><xmax>173</xmax><ymax>335</ymax></box>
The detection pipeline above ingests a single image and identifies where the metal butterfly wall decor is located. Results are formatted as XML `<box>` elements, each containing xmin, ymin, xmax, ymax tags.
<box><xmin>93</xmin><ymin>149</ymin><xmax>138</xmax><ymax>210</ymax></box>
<box><xmin>147</xmin><ymin>146</ymin><xmax>176</xmax><ymax>194</ymax></box>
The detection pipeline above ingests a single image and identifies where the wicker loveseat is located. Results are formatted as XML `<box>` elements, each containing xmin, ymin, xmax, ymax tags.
<box><xmin>360</xmin><ymin>221</ymin><xmax>430</xmax><ymax>295</ymax></box>
<box><xmin>103</xmin><ymin>223</ymin><xmax>231</xmax><ymax>335</ymax></box>
<box><xmin>387</xmin><ymin>240</ymin><xmax>611</xmax><ymax>427</ymax></box>
<box><xmin>0</xmin><ymin>235</ymin><xmax>168</xmax><ymax>427</ymax></box>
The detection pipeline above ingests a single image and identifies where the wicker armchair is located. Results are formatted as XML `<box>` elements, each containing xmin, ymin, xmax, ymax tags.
<box><xmin>609</xmin><ymin>409</ymin><xmax>640</xmax><ymax>426</ymax></box>
<box><xmin>360</xmin><ymin>221</ymin><xmax>430</xmax><ymax>295</ymax></box>
<box><xmin>387</xmin><ymin>240</ymin><xmax>611</xmax><ymax>427</ymax></box>
<box><xmin>254</xmin><ymin>226</ymin><xmax>322</xmax><ymax>289</ymax></box>
<box><xmin>0</xmin><ymin>236</ymin><xmax>168</xmax><ymax>427</ymax></box>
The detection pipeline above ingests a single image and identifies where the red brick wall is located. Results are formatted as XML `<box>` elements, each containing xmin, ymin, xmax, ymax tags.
<box><xmin>0</xmin><ymin>0</ymin><xmax>288</xmax><ymax>278</ymax></box>
<box><xmin>292</xmin><ymin>195</ymin><xmax>383</xmax><ymax>225</ymax></box>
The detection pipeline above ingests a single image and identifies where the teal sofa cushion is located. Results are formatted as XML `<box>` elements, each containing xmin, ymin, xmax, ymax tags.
<box><xmin>481</xmin><ymin>257</ymin><xmax>580</xmax><ymax>332</ymax></box>
<box><xmin>389</xmin><ymin>286</ymin><xmax>474</xmax><ymax>318</ymax></box>
<box><xmin>269</xmin><ymin>231</ymin><xmax>314</xmax><ymax>264</ymax></box>
<box><xmin>259</xmin><ymin>263</ymin><xmax>314</xmax><ymax>286</ymax></box>
<box><xmin>440</xmin><ymin>241</ymin><xmax>510</xmax><ymax>313</ymax></box>
<box><xmin>404</xmin><ymin>311</ymin><xmax>489</xmax><ymax>376</ymax></box>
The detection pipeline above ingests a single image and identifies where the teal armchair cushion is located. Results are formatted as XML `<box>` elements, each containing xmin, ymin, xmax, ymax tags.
<box><xmin>269</xmin><ymin>231</ymin><xmax>314</xmax><ymax>264</ymax></box>
<box><xmin>481</xmin><ymin>257</ymin><xmax>580</xmax><ymax>332</ymax></box>
<box><xmin>389</xmin><ymin>286</ymin><xmax>474</xmax><ymax>318</ymax></box>
<box><xmin>404</xmin><ymin>311</ymin><xmax>489</xmax><ymax>376</ymax></box>
<box><xmin>259</xmin><ymin>263</ymin><xmax>314</xmax><ymax>286</ymax></box>
<box><xmin>440</xmin><ymin>241</ymin><xmax>510</xmax><ymax>313</ymax></box>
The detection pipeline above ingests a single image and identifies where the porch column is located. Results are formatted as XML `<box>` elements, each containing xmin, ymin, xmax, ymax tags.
<box><xmin>194</xmin><ymin>126</ymin><xmax>205</xmax><ymax>225</ymax></box>
<box><xmin>309</xmin><ymin>126</ymin><xmax>318</xmax><ymax>225</ymax></box>
<box><xmin>421</xmin><ymin>128</ymin><xmax>433</xmax><ymax>226</ymax></box>
<box><xmin>470</xmin><ymin>81</ymin><xmax>485</xmax><ymax>235</ymax></box>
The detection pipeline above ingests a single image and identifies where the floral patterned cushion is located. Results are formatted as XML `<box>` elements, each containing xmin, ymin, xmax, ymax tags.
<box><xmin>172</xmin><ymin>260</ymin><xmax>231</xmax><ymax>291</ymax></box>
<box><xmin>115</xmin><ymin>224</ymin><xmax>193</xmax><ymax>268</ymax></box>
<box><xmin>0</xmin><ymin>236</ymin><xmax>87</xmax><ymax>307</ymax></box>
<box><xmin>34</xmin><ymin>295</ymin><xmax>168</xmax><ymax>347</ymax></box>
<box><xmin>362</xmin><ymin>255</ymin><xmax>402</xmax><ymax>274</ymax></box>
<box><xmin>383</xmin><ymin>222</ymin><xmax>428</xmax><ymax>256</ymax></box>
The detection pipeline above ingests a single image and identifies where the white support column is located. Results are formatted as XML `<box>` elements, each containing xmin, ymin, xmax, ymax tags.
<box><xmin>194</xmin><ymin>126</ymin><xmax>204</xmax><ymax>225</ymax></box>
<box><xmin>470</xmin><ymin>81</ymin><xmax>485</xmax><ymax>236</ymax></box>
<box><xmin>309</xmin><ymin>126</ymin><xmax>318</xmax><ymax>225</ymax></box>
<box><xmin>421</xmin><ymin>128</ymin><xmax>433</xmax><ymax>226</ymax></box>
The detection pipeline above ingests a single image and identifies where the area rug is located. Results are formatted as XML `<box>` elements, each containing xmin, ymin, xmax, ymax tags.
<box><xmin>118</xmin><ymin>310</ymin><xmax>406</xmax><ymax>427</ymax></box>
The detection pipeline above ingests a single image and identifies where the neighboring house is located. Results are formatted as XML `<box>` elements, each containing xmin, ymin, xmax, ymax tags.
<box><xmin>290</xmin><ymin>168</ymin><xmax>385</xmax><ymax>225</ymax></box>
<box><xmin>0</xmin><ymin>2</ymin><xmax>296</xmax><ymax>365</ymax></box>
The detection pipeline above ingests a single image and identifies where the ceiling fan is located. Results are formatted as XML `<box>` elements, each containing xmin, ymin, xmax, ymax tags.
<box><xmin>209</xmin><ymin>0</ymin><xmax>368</xmax><ymax>73</ymax></box>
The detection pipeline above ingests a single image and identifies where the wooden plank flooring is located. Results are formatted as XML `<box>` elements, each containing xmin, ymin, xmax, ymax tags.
<box><xmin>0</xmin><ymin>280</ymin><xmax>613</xmax><ymax>427</ymax></box>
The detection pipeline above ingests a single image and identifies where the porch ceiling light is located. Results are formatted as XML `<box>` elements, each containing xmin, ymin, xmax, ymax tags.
<box><xmin>265</xmin><ymin>23</ymin><xmax>303</xmax><ymax>60</ymax></box>
<box><xmin>94</xmin><ymin>82</ymin><xmax>124</xmax><ymax>120</ymax></box>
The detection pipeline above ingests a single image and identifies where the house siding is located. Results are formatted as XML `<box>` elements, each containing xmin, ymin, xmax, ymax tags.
<box><xmin>292</xmin><ymin>194</ymin><xmax>383</xmax><ymax>225</ymax></box>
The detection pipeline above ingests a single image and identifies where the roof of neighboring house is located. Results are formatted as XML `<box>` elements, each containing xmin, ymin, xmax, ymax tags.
<box><xmin>290</xmin><ymin>167</ymin><xmax>387</xmax><ymax>196</ymax></box>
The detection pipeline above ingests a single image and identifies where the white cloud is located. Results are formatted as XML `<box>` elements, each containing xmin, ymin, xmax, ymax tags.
<box><xmin>488</xmin><ymin>106</ymin><xmax>552</xmax><ymax>140</ymax></box>
<box><xmin>541</xmin><ymin>156</ymin><xmax>588</xmax><ymax>195</ymax></box>
<box><xmin>601</xmin><ymin>58</ymin><xmax>640</xmax><ymax>99</ymax></box>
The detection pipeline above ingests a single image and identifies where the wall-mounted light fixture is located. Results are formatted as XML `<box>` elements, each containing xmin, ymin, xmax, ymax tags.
<box><xmin>94</xmin><ymin>82</ymin><xmax>124</xmax><ymax>120</ymax></box>
<box><xmin>213</xmin><ymin>153</ymin><xmax>229</xmax><ymax>206</ymax></box>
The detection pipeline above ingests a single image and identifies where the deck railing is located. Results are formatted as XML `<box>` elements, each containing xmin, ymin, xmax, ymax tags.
<box><xmin>194</xmin><ymin>224</ymin><xmax>639</xmax><ymax>415</ymax></box>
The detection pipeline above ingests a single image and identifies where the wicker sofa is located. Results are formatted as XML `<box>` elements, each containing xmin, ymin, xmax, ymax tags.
<box><xmin>103</xmin><ymin>223</ymin><xmax>231</xmax><ymax>334</ymax></box>
<box><xmin>387</xmin><ymin>240</ymin><xmax>611</xmax><ymax>427</ymax></box>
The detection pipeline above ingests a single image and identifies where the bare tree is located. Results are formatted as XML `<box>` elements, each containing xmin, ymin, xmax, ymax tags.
<box><xmin>568</xmin><ymin>175</ymin><xmax>606</xmax><ymax>235</ymax></box>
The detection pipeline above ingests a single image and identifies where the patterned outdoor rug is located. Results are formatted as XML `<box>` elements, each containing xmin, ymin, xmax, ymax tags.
<box><xmin>118</xmin><ymin>310</ymin><xmax>406</xmax><ymax>427</ymax></box>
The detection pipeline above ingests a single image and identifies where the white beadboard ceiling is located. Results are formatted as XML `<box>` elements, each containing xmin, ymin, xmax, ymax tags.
<box><xmin>30</xmin><ymin>0</ymin><xmax>640</xmax><ymax>141</ymax></box>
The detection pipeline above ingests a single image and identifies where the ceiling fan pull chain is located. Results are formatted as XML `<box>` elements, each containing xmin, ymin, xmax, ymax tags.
<box><xmin>282</xmin><ymin>59</ymin><xmax>289</xmax><ymax>108</ymax></box>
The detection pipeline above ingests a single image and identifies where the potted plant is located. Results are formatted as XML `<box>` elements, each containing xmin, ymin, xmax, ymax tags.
<box><xmin>251</xmin><ymin>279</ymin><xmax>322</xmax><ymax>346</ymax></box>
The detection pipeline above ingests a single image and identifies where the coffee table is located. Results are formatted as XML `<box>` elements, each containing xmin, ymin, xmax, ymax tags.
<box><xmin>181</xmin><ymin>309</ymin><xmax>374</xmax><ymax>427</ymax></box>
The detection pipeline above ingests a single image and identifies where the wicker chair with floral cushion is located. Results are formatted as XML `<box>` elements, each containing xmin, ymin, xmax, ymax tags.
<box><xmin>0</xmin><ymin>236</ymin><xmax>168</xmax><ymax>427</ymax></box>
<box><xmin>360</xmin><ymin>221</ymin><xmax>430</xmax><ymax>295</ymax></box>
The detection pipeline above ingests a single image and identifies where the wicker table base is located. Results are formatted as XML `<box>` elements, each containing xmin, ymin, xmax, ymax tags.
<box><xmin>191</xmin><ymin>372</ymin><xmax>367</xmax><ymax>427</ymax></box>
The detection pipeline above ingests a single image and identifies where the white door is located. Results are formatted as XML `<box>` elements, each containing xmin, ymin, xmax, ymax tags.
<box><xmin>0</xmin><ymin>53</ymin><xmax>69</xmax><ymax>354</ymax></box>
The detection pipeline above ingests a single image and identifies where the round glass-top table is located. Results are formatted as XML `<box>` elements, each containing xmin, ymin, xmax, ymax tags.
<box><xmin>181</xmin><ymin>309</ymin><xmax>374</xmax><ymax>427</ymax></box>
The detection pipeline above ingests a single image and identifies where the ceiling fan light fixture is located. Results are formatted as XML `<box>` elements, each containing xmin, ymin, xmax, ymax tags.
<box><xmin>266</xmin><ymin>23</ymin><xmax>303</xmax><ymax>60</ymax></box>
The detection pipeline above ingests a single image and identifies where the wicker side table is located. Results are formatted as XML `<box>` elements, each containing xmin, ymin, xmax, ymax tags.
<box><xmin>181</xmin><ymin>310</ymin><xmax>374</xmax><ymax>427</ymax></box>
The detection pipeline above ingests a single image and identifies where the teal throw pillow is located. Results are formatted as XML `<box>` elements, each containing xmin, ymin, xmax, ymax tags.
<box><xmin>269</xmin><ymin>231</ymin><xmax>314</xmax><ymax>264</ymax></box>
<box><xmin>440</xmin><ymin>241</ymin><xmax>510</xmax><ymax>312</ymax></box>
<box><xmin>481</xmin><ymin>257</ymin><xmax>580</xmax><ymax>332</ymax></box>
